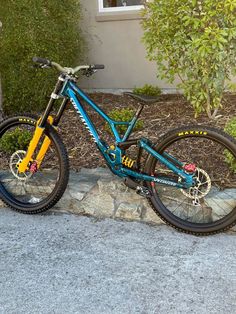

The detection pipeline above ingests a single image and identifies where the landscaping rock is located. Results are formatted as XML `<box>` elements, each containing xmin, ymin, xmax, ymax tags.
<box><xmin>1</xmin><ymin>167</ymin><xmax>236</xmax><ymax>227</ymax></box>
<box><xmin>54</xmin><ymin>168</ymin><xmax>159</xmax><ymax>224</ymax></box>
<box><xmin>205</xmin><ymin>187</ymin><xmax>236</xmax><ymax>221</ymax></box>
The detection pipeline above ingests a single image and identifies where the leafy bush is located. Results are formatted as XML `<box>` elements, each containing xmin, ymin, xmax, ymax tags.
<box><xmin>142</xmin><ymin>0</ymin><xmax>236</xmax><ymax>119</ymax></box>
<box><xmin>224</xmin><ymin>117</ymin><xmax>236</xmax><ymax>171</ymax></box>
<box><xmin>0</xmin><ymin>128</ymin><xmax>32</xmax><ymax>154</ymax></box>
<box><xmin>0</xmin><ymin>0</ymin><xmax>84</xmax><ymax>114</ymax></box>
<box><xmin>105</xmin><ymin>108</ymin><xmax>144</xmax><ymax>134</ymax></box>
<box><xmin>225</xmin><ymin>118</ymin><xmax>236</xmax><ymax>138</ymax></box>
<box><xmin>133</xmin><ymin>84</ymin><xmax>161</xmax><ymax>97</ymax></box>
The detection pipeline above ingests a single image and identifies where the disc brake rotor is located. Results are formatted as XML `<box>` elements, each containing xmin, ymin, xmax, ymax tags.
<box><xmin>10</xmin><ymin>150</ymin><xmax>33</xmax><ymax>181</ymax></box>
<box><xmin>180</xmin><ymin>167</ymin><xmax>211</xmax><ymax>200</ymax></box>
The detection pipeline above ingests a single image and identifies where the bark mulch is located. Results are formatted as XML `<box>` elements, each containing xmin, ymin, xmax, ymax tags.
<box><xmin>57</xmin><ymin>93</ymin><xmax>236</xmax><ymax>171</ymax></box>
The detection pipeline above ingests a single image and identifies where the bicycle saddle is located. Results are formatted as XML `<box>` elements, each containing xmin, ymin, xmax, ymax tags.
<box><xmin>124</xmin><ymin>92</ymin><xmax>160</xmax><ymax>104</ymax></box>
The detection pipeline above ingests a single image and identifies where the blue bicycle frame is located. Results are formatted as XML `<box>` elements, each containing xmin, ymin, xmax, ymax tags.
<box><xmin>57</xmin><ymin>78</ymin><xmax>193</xmax><ymax>189</ymax></box>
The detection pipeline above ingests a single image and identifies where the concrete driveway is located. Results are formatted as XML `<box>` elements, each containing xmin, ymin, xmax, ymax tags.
<box><xmin>0</xmin><ymin>207</ymin><xmax>236</xmax><ymax>314</ymax></box>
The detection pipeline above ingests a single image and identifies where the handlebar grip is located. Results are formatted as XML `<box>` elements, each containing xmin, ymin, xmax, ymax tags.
<box><xmin>91</xmin><ymin>64</ymin><xmax>105</xmax><ymax>70</ymax></box>
<box><xmin>32</xmin><ymin>57</ymin><xmax>51</xmax><ymax>66</ymax></box>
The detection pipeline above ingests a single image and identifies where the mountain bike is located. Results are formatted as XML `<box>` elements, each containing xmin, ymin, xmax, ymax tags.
<box><xmin>1</xmin><ymin>57</ymin><xmax>236</xmax><ymax>235</ymax></box>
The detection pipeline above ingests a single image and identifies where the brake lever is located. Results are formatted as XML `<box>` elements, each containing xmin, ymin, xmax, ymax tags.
<box><xmin>31</xmin><ymin>64</ymin><xmax>51</xmax><ymax>69</ymax></box>
<box><xmin>82</xmin><ymin>68</ymin><xmax>97</xmax><ymax>77</ymax></box>
<box><xmin>41</xmin><ymin>64</ymin><xmax>51</xmax><ymax>69</ymax></box>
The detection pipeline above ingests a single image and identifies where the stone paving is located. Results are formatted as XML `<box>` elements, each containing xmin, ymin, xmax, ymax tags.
<box><xmin>1</xmin><ymin>167</ymin><xmax>236</xmax><ymax>229</ymax></box>
<box><xmin>55</xmin><ymin>168</ymin><xmax>160</xmax><ymax>224</ymax></box>
<box><xmin>55</xmin><ymin>168</ymin><xmax>236</xmax><ymax>226</ymax></box>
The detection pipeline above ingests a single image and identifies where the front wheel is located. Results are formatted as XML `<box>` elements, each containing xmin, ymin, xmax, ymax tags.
<box><xmin>144</xmin><ymin>125</ymin><xmax>236</xmax><ymax>235</ymax></box>
<box><xmin>0</xmin><ymin>115</ymin><xmax>69</xmax><ymax>214</ymax></box>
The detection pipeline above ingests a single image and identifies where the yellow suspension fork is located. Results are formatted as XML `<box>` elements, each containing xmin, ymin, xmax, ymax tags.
<box><xmin>18</xmin><ymin>116</ymin><xmax>54</xmax><ymax>173</ymax></box>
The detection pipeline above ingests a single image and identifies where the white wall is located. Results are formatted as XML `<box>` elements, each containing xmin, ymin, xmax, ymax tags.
<box><xmin>79</xmin><ymin>0</ymin><xmax>178</xmax><ymax>92</ymax></box>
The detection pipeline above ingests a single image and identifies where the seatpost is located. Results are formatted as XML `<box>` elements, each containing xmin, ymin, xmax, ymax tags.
<box><xmin>135</xmin><ymin>104</ymin><xmax>144</xmax><ymax>119</ymax></box>
<box><xmin>39</xmin><ymin>75</ymin><xmax>65</xmax><ymax>128</ymax></box>
<box><xmin>122</xmin><ymin>103</ymin><xmax>144</xmax><ymax>142</ymax></box>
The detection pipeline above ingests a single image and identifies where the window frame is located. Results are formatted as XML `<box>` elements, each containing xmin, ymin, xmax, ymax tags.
<box><xmin>98</xmin><ymin>0</ymin><xmax>144</xmax><ymax>13</ymax></box>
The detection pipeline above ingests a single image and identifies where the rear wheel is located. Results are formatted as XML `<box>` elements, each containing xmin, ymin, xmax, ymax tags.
<box><xmin>0</xmin><ymin>115</ymin><xmax>69</xmax><ymax>214</ymax></box>
<box><xmin>144</xmin><ymin>125</ymin><xmax>236</xmax><ymax>235</ymax></box>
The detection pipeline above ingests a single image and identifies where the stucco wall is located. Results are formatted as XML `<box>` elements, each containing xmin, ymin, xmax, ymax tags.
<box><xmin>79</xmin><ymin>0</ymin><xmax>177</xmax><ymax>92</ymax></box>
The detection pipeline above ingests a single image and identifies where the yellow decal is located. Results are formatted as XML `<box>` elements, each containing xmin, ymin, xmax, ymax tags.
<box><xmin>19</xmin><ymin>118</ymin><xmax>36</xmax><ymax>124</ymax></box>
<box><xmin>178</xmin><ymin>131</ymin><xmax>208</xmax><ymax>136</ymax></box>
<box><xmin>122</xmin><ymin>155</ymin><xmax>135</xmax><ymax>168</ymax></box>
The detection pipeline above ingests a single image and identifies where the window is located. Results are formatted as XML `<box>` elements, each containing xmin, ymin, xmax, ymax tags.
<box><xmin>98</xmin><ymin>0</ymin><xmax>144</xmax><ymax>12</ymax></box>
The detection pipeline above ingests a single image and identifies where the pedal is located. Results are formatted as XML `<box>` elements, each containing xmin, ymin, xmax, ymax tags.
<box><xmin>124</xmin><ymin>178</ymin><xmax>151</xmax><ymax>198</ymax></box>
<box><xmin>136</xmin><ymin>186</ymin><xmax>151</xmax><ymax>198</ymax></box>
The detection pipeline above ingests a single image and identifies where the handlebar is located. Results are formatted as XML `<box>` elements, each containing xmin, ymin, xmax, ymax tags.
<box><xmin>32</xmin><ymin>57</ymin><xmax>105</xmax><ymax>75</ymax></box>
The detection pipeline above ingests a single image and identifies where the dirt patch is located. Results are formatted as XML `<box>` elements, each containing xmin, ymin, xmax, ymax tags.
<box><xmin>57</xmin><ymin>92</ymin><xmax>236</xmax><ymax>172</ymax></box>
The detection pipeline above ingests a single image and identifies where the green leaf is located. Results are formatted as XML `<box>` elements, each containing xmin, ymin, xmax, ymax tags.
<box><xmin>142</xmin><ymin>0</ymin><xmax>236</xmax><ymax>118</ymax></box>
<box><xmin>0</xmin><ymin>0</ymin><xmax>84</xmax><ymax>114</ymax></box>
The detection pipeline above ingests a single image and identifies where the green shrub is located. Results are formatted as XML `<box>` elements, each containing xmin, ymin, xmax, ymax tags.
<box><xmin>0</xmin><ymin>128</ymin><xmax>32</xmax><ymax>154</ymax></box>
<box><xmin>225</xmin><ymin>117</ymin><xmax>236</xmax><ymax>138</ymax></box>
<box><xmin>224</xmin><ymin>117</ymin><xmax>236</xmax><ymax>171</ymax></box>
<box><xmin>105</xmin><ymin>108</ymin><xmax>144</xmax><ymax>134</ymax></box>
<box><xmin>0</xmin><ymin>0</ymin><xmax>84</xmax><ymax>114</ymax></box>
<box><xmin>142</xmin><ymin>0</ymin><xmax>236</xmax><ymax>119</ymax></box>
<box><xmin>133</xmin><ymin>84</ymin><xmax>161</xmax><ymax>97</ymax></box>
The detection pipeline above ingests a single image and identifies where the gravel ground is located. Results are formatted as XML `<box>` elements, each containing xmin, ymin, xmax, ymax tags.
<box><xmin>0</xmin><ymin>207</ymin><xmax>236</xmax><ymax>314</ymax></box>
<box><xmin>58</xmin><ymin>92</ymin><xmax>236</xmax><ymax>171</ymax></box>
